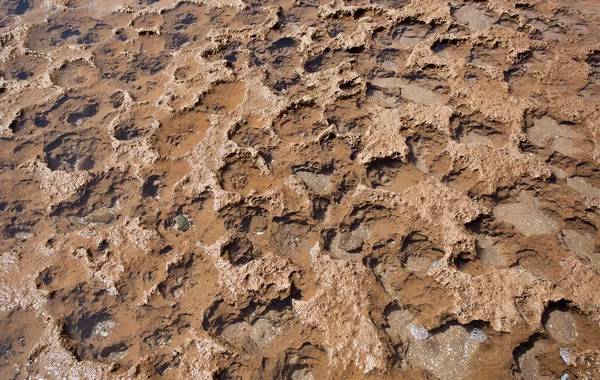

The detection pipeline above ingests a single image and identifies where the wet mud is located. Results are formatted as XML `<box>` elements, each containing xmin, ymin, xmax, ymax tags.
<box><xmin>1</xmin><ymin>0</ymin><xmax>600</xmax><ymax>379</ymax></box>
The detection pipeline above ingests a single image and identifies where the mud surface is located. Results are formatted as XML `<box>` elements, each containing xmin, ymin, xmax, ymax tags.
<box><xmin>1</xmin><ymin>0</ymin><xmax>600</xmax><ymax>379</ymax></box>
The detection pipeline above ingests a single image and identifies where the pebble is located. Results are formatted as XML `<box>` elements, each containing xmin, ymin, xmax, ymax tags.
<box><xmin>559</xmin><ymin>347</ymin><xmax>573</xmax><ymax>365</ymax></box>
<box><xmin>86</xmin><ymin>210</ymin><xmax>115</xmax><ymax>224</ymax></box>
<box><xmin>175</xmin><ymin>214</ymin><xmax>190</xmax><ymax>231</ymax></box>
<box><xmin>93</xmin><ymin>319</ymin><xmax>115</xmax><ymax>338</ymax></box>
<box><xmin>469</xmin><ymin>328</ymin><xmax>488</xmax><ymax>342</ymax></box>
<box><xmin>410</xmin><ymin>324</ymin><xmax>429</xmax><ymax>341</ymax></box>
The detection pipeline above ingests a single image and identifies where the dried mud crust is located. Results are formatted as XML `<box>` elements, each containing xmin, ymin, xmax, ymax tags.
<box><xmin>1</xmin><ymin>0</ymin><xmax>600</xmax><ymax>379</ymax></box>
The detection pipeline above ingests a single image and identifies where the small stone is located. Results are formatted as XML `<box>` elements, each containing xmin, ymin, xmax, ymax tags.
<box><xmin>175</xmin><ymin>214</ymin><xmax>189</xmax><ymax>231</ymax></box>
<box><xmin>14</xmin><ymin>231</ymin><xmax>32</xmax><ymax>241</ymax></box>
<box><xmin>93</xmin><ymin>319</ymin><xmax>115</xmax><ymax>338</ymax></box>
<box><xmin>469</xmin><ymin>328</ymin><xmax>488</xmax><ymax>342</ymax></box>
<box><xmin>172</xmin><ymin>286</ymin><xmax>184</xmax><ymax>299</ymax></box>
<box><xmin>249</xmin><ymin>319</ymin><xmax>279</xmax><ymax>346</ymax></box>
<box><xmin>86</xmin><ymin>210</ymin><xmax>115</xmax><ymax>224</ymax></box>
<box><xmin>559</xmin><ymin>347</ymin><xmax>573</xmax><ymax>365</ymax></box>
<box><xmin>291</xmin><ymin>369</ymin><xmax>315</xmax><ymax>380</ymax></box>
<box><xmin>410</xmin><ymin>324</ymin><xmax>429</xmax><ymax>341</ymax></box>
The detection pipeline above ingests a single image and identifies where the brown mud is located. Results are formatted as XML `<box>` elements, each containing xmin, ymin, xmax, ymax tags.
<box><xmin>1</xmin><ymin>0</ymin><xmax>600</xmax><ymax>379</ymax></box>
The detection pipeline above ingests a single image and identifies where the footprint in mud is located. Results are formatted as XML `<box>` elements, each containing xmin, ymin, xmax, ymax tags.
<box><xmin>26</xmin><ymin>95</ymin><xmax>101</xmax><ymax>131</ymax></box>
<box><xmin>153</xmin><ymin>109</ymin><xmax>210</xmax><ymax>158</ymax></box>
<box><xmin>453</xmin><ymin>115</ymin><xmax>510</xmax><ymax>148</ymax></box>
<box><xmin>156</xmin><ymin>254</ymin><xmax>197</xmax><ymax>301</ymax></box>
<box><xmin>63</xmin><ymin>309</ymin><xmax>125</xmax><ymax>361</ymax></box>
<box><xmin>268</xmin><ymin>37</ymin><xmax>297</xmax><ymax>54</ymax></box>
<box><xmin>327</xmin><ymin>224</ymin><xmax>370</xmax><ymax>258</ymax></box>
<box><xmin>367</xmin><ymin>159</ymin><xmax>426</xmax><ymax>192</ymax></box>
<box><xmin>372</xmin><ymin>47</ymin><xmax>407</xmax><ymax>74</ymax></box>
<box><xmin>391</xmin><ymin>22</ymin><xmax>440</xmax><ymax>47</ymax></box>
<box><xmin>405</xmin><ymin>129</ymin><xmax>452</xmax><ymax>177</ymax></box>
<box><xmin>230</xmin><ymin>115</ymin><xmax>272</xmax><ymax>148</ymax></box>
<box><xmin>241</xmin><ymin>213</ymin><xmax>268</xmax><ymax>237</ymax></box>
<box><xmin>196</xmin><ymin>81</ymin><xmax>246</xmax><ymax>114</ymax></box>
<box><xmin>432</xmin><ymin>39</ymin><xmax>471</xmax><ymax>60</ymax></box>
<box><xmin>220</xmin><ymin>154</ymin><xmax>276</xmax><ymax>197</ymax></box>
<box><xmin>1</xmin><ymin>53</ymin><xmax>49</xmax><ymax>81</ymax></box>
<box><xmin>43</xmin><ymin>132</ymin><xmax>109</xmax><ymax>172</ymax></box>
<box><xmin>25</xmin><ymin>14</ymin><xmax>113</xmax><ymax>53</ymax></box>
<box><xmin>131</xmin><ymin>12</ymin><xmax>164</xmax><ymax>31</ymax></box>
<box><xmin>503</xmin><ymin>50</ymin><xmax>554</xmax><ymax>96</ymax></box>
<box><xmin>274</xmin><ymin>104</ymin><xmax>325</xmax><ymax>143</ymax></box>
<box><xmin>172</xmin><ymin>61</ymin><xmax>200</xmax><ymax>83</ymax></box>
<box><xmin>250</xmin><ymin>37</ymin><xmax>303</xmax><ymax>93</ymax></box>
<box><xmin>51</xmin><ymin>60</ymin><xmax>100</xmax><ymax>89</ymax></box>
<box><xmin>324</xmin><ymin>96</ymin><xmax>372</xmax><ymax>134</ymax></box>
<box><xmin>66</xmin><ymin>102</ymin><xmax>99</xmax><ymax>126</ymax></box>
<box><xmin>304</xmin><ymin>49</ymin><xmax>358</xmax><ymax>74</ymax></box>
<box><xmin>526</xmin><ymin>116</ymin><xmax>593</xmax><ymax>158</ymax></box>
<box><xmin>142</xmin><ymin>162</ymin><xmax>186</xmax><ymax>199</ymax></box>
<box><xmin>452</xmin><ymin>3</ymin><xmax>498</xmax><ymax>32</ymax></box>
<box><xmin>270</xmin><ymin>219</ymin><xmax>318</xmax><ymax>267</ymax></box>
<box><xmin>159</xmin><ymin>2</ymin><xmax>220</xmax><ymax>50</ymax></box>
<box><xmin>221</xmin><ymin>235</ymin><xmax>260</xmax><ymax>266</ymax></box>
<box><xmin>400</xmin><ymin>232</ymin><xmax>445</xmax><ymax>272</ymax></box>
<box><xmin>369</xmin><ymin>76</ymin><xmax>449</xmax><ymax>105</ymax></box>
<box><xmin>469</xmin><ymin>44</ymin><xmax>511</xmax><ymax>69</ymax></box>
<box><xmin>113</xmin><ymin>104</ymin><xmax>158</xmax><ymax>141</ymax></box>
<box><xmin>128</xmin><ymin>34</ymin><xmax>170</xmax><ymax>72</ymax></box>
<box><xmin>493</xmin><ymin>192</ymin><xmax>559</xmax><ymax>236</ymax></box>
<box><xmin>281</xmin><ymin>344</ymin><xmax>328</xmax><ymax>380</ymax></box>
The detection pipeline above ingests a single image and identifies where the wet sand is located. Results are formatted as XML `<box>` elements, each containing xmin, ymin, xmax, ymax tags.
<box><xmin>1</xmin><ymin>0</ymin><xmax>600</xmax><ymax>378</ymax></box>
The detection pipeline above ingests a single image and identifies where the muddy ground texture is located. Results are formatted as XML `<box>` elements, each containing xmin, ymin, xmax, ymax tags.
<box><xmin>1</xmin><ymin>0</ymin><xmax>600</xmax><ymax>378</ymax></box>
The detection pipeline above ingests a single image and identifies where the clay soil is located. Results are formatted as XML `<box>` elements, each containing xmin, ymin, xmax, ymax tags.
<box><xmin>1</xmin><ymin>0</ymin><xmax>600</xmax><ymax>379</ymax></box>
